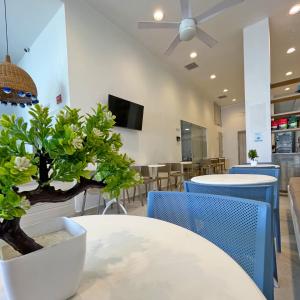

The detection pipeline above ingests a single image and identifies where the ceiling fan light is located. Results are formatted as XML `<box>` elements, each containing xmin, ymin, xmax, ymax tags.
<box><xmin>179</xmin><ymin>19</ymin><xmax>196</xmax><ymax>41</ymax></box>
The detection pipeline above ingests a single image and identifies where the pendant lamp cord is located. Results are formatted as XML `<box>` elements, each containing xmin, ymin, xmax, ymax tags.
<box><xmin>3</xmin><ymin>0</ymin><xmax>9</xmax><ymax>55</ymax></box>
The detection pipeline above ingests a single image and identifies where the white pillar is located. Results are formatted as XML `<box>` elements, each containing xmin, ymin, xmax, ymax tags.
<box><xmin>243</xmin><ymin>18</ymin><xmax>272</xmax><ymax>163</ymax></box>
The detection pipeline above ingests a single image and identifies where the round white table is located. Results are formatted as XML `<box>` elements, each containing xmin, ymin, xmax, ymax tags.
<box><xmin>191</xmin><ymin>174</ymin><xmax>277</xmax><ymax>186</ymax></box>
<box><xmin>233</xmin><ymin>164</ymin><xmax>280</xmax><ymax>168</ymax></box>
<box><xmin>71</xmin><ymin>215</ymin><xmax>265</xmax><ymax>300</ymax></box>
<box><xmin>180</xmin><ymin>161</ymin><xmax>192</xmax><ymax>173</ymax></box>
<box><xmin>148</xmin><ymin>164</ymin><xmax>165</xmax><ymax>179</ymax></box>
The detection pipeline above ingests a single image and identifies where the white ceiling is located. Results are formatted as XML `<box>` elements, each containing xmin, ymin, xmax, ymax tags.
<box><xmin>1</xmin><ymin>0</ymin><xmax>299</xmax><ymax>107</ymax></box>
<box><xmin>86</xmin><ymin>0</ymin><xmax>300</xmax><ymax>106</ymax></box>
<box><xmin>0</xmin><ymin>0</ymin><xmax>62</xmax><ymax>64</ymax></box>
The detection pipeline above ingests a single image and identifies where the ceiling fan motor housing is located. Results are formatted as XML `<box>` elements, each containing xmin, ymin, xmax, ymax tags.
<box><xmin>179</xmin><ymin>19</ymin><xmax>196</xmax><ymax>41</ymax></box>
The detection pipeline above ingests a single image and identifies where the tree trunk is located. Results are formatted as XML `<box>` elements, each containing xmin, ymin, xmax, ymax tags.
<box><xmin>0</xmin><ymin>219</ymin><xmax>43</xmax><ymax>255</ymax></box>
<box><xmin>2</xmin><ymin>177</ymin><xmax>105</xmax><ymax>255</ymax></box>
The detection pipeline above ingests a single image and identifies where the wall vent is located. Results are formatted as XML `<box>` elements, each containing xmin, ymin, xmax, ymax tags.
<box><xmin>184</xmin><ymin>63</ymin><xmax>199</xmax><ymax>70</ymax></box>
<box><xmin>218</xmin><ymin>95</ymin><xmax>227</xmax><ymax>99</ymax></box>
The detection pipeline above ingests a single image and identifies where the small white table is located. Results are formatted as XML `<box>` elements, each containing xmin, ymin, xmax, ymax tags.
<box><xmin>148</xmin><ymin>164</ymin><xmax>165</xmax><ymax>179</ymax></box>
<box><xmin>180</xmin><ymin>161</ymin><xmax>192</xmax><ymax>173</ymax></box>
<box><xmin>233</xmin><ymin>164</ymin><xmax>280</xmax><ymax>168</ymax></box>
<box><xmin>71</xmin><ymin>215</ymin><xmax>265</xmax><ymax>300</ymax></box>
<box><xmin>192</xmin><ymin>174</ymin><xmax>277</xmax><ymax>186</ymax></box>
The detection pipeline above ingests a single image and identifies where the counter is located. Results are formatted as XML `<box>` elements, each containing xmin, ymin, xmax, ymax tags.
<box><xmin>272</xmin><ymin>153</ymin><xmax>300</xmax><ymax>191</ymax></box>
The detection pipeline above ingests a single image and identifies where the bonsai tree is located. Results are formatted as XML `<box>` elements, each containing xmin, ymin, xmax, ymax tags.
<box><xmin>0</xmin><ymin>104</ymin><xmax>141</xmax><ymax>255</ymax></box>
<box><xmin>248</xmin><ymin>149</ymin><xmax>258</xmax><ymax>161</ymax></box>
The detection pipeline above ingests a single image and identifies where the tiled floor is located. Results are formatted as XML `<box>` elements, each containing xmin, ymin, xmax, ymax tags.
<box><xmin>86</xmin><ymin>193</ymin><xmax>300</xmax><ymax>300</ymax></box>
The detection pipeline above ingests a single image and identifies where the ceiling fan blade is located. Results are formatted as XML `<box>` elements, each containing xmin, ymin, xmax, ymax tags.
<box><xmin>165</xmin><ymin>34</ymin><xmax>181</xmax><ymax>56</ymax></box>
<box><xmin>195</xmin><ymin>0</ymin><xmax>244</xmax><ymax>24</ymax></box>
<box><xmin>196</xmin><ymin>27</ymin><xmax>218</xmax><ymax>48</ymax></box>
<box><xmin>138</xmin><ymin>21</ymin><xmax>179</xmax><ymax>29</ymax></box>
<box><xmin>180</xmin><ymin>0</ymin><xmax>192</xmax><ymax>19</ymax></box>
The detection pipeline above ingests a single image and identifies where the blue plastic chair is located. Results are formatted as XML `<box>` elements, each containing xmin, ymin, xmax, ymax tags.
<box><xmin>147</xmin><ymin>191</ymin><xmax>273</xmax><ymax>300</ymax></box>
<box><xmin>184</xmin><ymin>181</ymin><xmax>278</xmax><ymax>282</ymax></box>
<box><xmin>229</xmin><ymin>167</ymin><xmax>281</xmax><ymax>252</ymax></box>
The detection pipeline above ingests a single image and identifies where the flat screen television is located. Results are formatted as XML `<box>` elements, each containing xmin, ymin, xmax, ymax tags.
<box><xmin>108</xmin><ymin>94</ymin><xmax>144</xmax><ymax>131</ymax></box>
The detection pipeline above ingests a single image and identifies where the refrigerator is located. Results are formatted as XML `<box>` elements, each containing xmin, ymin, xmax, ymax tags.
<box><xmin>275</xmin><ymin>132</ymin><xmax>295</xmax><ymax>153</ymax></box>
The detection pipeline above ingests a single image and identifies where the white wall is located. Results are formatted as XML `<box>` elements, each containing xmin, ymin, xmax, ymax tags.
<box><xmin>64</xmin><ymin>0</ymin><xmax>221</xmax><ymax>165</ymax></box>
<box><xmin>18</xmin><ymin>5</ymin><xmax>70</xmax><ymax>123</ymax></box>
<box><xmin>222</xmin><ymin>104</ymin><xmax>245</xmax><ymax>167</ymax></box>
<box><xmin>16</xmin><ymin>5</ymin><xmax>74</xmax><ymax>224</ymax></box>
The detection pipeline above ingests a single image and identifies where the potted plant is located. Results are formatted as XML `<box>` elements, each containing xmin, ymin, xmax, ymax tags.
<box><xmin>0</xmin><ymin>104</ymin><xmax>141</xmax><ymax>300</ymax></box>
<box><xmin>248</xmin><ymin>149</ymin><xmax>258</xmax><ymax>166</ymax></box>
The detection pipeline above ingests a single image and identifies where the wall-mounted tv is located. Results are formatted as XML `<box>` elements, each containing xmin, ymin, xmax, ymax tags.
<box><xmin>108</xmin><ymin>94</ymin><xmax>144</xmax><ymax>131</ymax></box>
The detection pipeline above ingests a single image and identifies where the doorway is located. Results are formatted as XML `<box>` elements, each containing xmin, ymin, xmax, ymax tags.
<box><xmin>238</xmin><ymin>130</ymin><xmax>246</xmax><ymax>164</ymax></box>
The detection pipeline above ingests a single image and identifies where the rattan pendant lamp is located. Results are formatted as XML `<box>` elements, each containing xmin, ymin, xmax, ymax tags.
<box><xmin>0</xmin><ymin>0</ymin><xmax>39</xmax><ymax>107</ymax></box>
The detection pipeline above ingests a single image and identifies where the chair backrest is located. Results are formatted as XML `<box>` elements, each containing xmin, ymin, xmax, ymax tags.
<box><xmin>147</xmin><ymin>191</ymin><xmax>273</xmax><ymax>300</ymax></box>
<box><xmin>140</xmin><ymin>166</ymin><xmax>151</xmax><ymax>177</ymax></box>
<box><xmin>218</xmin><ymin>157</ymin><xmax>225</xmax><ymax>163</ymax></box>
<box><xmin>184</xmin><ymin>181</ymin><xmax>273</xmax><ymax>207</ymax></box>
<box><xmin>171</xmin><ymin>163</ymin><xmax>181</xmax><ymax>172</ymax></box>
<box><xmin>229</xmin><ymin>167</ymin><xmax>280</xmax><ymax>209</ymax></box>
<box><xmin>210</xmin><ymin>158</ymin><xmax>219</xmax><ymax>164</ymax></box>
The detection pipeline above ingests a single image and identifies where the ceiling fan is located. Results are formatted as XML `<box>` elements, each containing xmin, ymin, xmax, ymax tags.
<box><xmin>137</xmin><ymin>0</ymin><xmax>244</xmax><ymax>56</ymax></box>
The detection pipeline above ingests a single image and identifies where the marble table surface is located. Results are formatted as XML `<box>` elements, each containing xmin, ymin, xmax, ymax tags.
<box><xmin>192</xmin><ymin>174</ymin><xmax>277</xmax><ymax>186</ymax></box>
<box><xmin>70</xmin><ymin>215</ymin><xmax>266</xmax><ymax>300</ymax></box>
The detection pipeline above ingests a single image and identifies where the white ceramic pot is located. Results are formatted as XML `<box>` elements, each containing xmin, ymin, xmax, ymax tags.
<box><xmin>250</xmin><ymin>160</ymin><xmax>258</xmax><ymax>167</ymax></box>
<box><xmin>0</xmin><ymin>217</ymin><xmax>86</xmax><ymax>300</ymax></box>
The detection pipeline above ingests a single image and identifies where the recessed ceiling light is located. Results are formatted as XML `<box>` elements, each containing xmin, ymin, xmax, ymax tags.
<box><xmin>232</xmin><ymin>99</ymin><xmax>236</xmax><ymax>102</ymax></box>
<box><xmin>287</xmin><ymin>47</ymin><xmax>296</xmax><ymax>54</ymax></box>
<box><xmin>153</xmin><ymin>9</ymin><xmax>164</xmax><ymax>21</ymax></box>
<box><xmin>286</xmin><ymin>71</ymin><xmax>293</xmax><ymax>76</ymax></box>
<box><xmin>289</xmin><ymin>4</ymin><xmax>300</xmax><ymax>15</ymax></box>
<box><xmin>190</xmin><ymin>52</ymin><xmax>197</xmax><ymax>59</ymax></box>
<box><xmin>185</xmin><ymin>128</ymin><xmax>190</xmax><ymax>131</ymax></box>
<box><xmin>285</xmin><ymin>87</ymin><xmax>290</xmax><ymax>91</ymax></box>
<box><xmin>223</xmin><ymin>89</ymin><xmax>229</xmax><ymax>93</ymax></box>
<box><xmin>210</xmin><ymin>74</ymin><xmax>216</xmax><ymax>79</ymax></box>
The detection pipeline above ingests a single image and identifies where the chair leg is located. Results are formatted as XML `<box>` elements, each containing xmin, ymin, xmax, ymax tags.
<box><xmin>138</xmin><ymin>185</ymin><xmax>144</xmax><ymax>206</ymax></box>
<box><xmin>132</xmin><ymin>186</ymin><xmax>136</xmax><ymax>202</ymax></box>
<box><xmin>145</xmin><ymin>183</ymin><xmax>148</xmax><ymax>199</ymax></box>
<box><xmin>81</xmin><ymin>190</ymin><xmax>87</xmax><ymax>216</ymax></box>
<box><xmin>126</xmin><ymin>189</ymin><xmax>130</xmax><ymax>203</ymax></box>
<box><xmin>97</xmin><ymin>192</ymin><xmax>102</xmax><ymax>215</ymax></box>
<box><xmin>274</xmin><ymin>209</ymin><xmax>281</xmax><ymax>253</ymax></box>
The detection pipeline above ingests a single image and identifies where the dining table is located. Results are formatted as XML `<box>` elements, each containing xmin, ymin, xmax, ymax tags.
<box><xmin>191</xmin><ymin>174</ymin><xmax>277</xmax><ymax>186</ymax></box>
<box><xmin>65</xmin><ymin>215</ymin><xmax>266</xmax><ymax>300</ymax></box>
<box><xmin>148</xmin><ymin>164</ymin><xmax>165</xmax><ymax>179</ymax></box>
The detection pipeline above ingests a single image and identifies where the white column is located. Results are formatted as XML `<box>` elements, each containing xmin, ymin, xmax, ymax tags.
<box><xmin>243</xmin><ymin>18</ymin><xmax>272</xmax><ymax>163</ymax></box>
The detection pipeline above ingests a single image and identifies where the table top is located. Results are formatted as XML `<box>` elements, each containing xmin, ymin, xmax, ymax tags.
<box><xmin>71</xmin><ymin>215</ymin><xmax>265</xmax><ymax>300</ymax></box>
<box><xmin>192</xmin><ymin>174</ymin><xmax>277</xmax><ymax>185</ymax></box>
<box><xmin>233</xmin><ymin>164</ymin><xmax>280</xmax><ymax>168</ymax></box>
<box><xmin>148</xmin><ymin>164</ymin><xmax>165</xmax><ymax>168</ymax></box>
